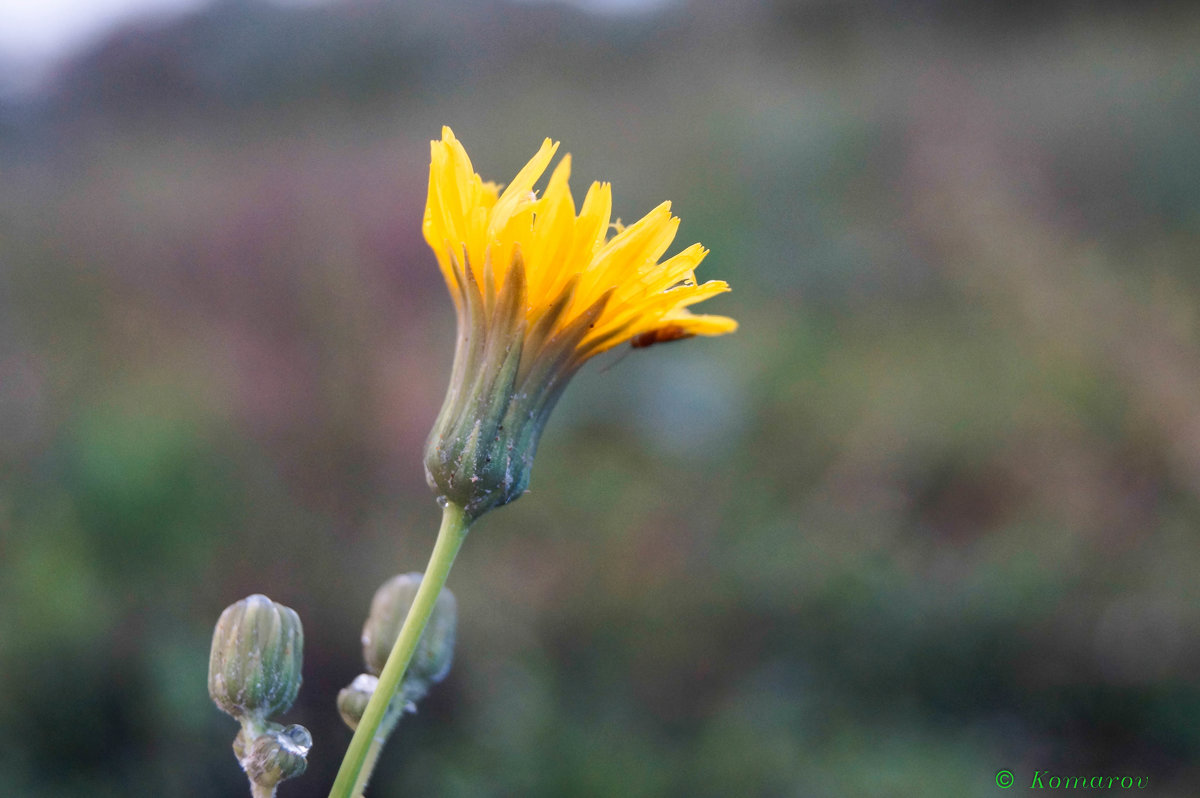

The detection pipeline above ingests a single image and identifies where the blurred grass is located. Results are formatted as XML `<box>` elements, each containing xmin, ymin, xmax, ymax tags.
<box><xmin>2</xmin><ymin>1</ymin><xmax>1200</xmax><ymax>796</ymax></box>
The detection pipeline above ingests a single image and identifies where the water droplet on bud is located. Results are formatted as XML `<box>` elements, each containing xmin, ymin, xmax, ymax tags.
<box><xmin>279</xmin><ymin>724</ymin><xmax>312</xmax><ymax>756</ymax></box>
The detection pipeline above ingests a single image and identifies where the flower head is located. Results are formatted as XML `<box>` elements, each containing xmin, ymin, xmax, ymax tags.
<box><xmin>423</xmin><ymin>127</ymin><xmax>736</xmax><ymax>518</ymax></box>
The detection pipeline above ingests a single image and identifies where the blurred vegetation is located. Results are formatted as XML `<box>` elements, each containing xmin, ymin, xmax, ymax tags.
<box><xmin>2</xmin><ymin>0</ymin><xmax>1199</xmax><ymax>796</ymax></box>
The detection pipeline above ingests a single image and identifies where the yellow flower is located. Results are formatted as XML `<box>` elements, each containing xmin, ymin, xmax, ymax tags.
<box><xmin>422</xmin><ymin>126</ymin><xmax>736</xmax><ymax>518</ymax></box>
<box><xmin>424</xmin><ymin>126</ymin><xmax>736</xmax><ymax>359</ymax></box>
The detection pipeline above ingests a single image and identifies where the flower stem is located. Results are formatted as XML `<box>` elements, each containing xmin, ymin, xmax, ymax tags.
<box><xmin>350</xmin><ymin>699</ymin><xmax>404</xmax><ymax>797</ymax></box>
<box><xmin>328</xmin><ymin>502</ymin><xmax>471</xmax><ymax>798</ymax></box>
<box><xmin>249</xmin><ymin>783</ymin><xmax>275</xmax><ymax>798</ymax></box>
<box><xmin>351</xmin><ymin>738</ymin><xmax>385</xmax><ymax>798</ymax></box>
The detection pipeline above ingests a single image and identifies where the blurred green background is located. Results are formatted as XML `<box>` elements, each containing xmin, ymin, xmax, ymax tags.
<box><xmin>2</xmin><ymin>1</ymin><xmax>1199</xmax><ymax>795</ymax></box>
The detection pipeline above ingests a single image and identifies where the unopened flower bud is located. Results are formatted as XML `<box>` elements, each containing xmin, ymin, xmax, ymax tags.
<box><xmin>242</xmin><ymin>724</ymin><xmax>311</xmax><ymax>790</ymax></box>
<box><xmin>336</xmin><ymin>673</ymin><xmax>379</xmax><ymax>730</ymax></box>
<box><xmin>208</xmin><ymin>594</ymin><xmax>304</xmax><ymax>722</ymax></box>
<box><xmin>362</xmin><ymin>573</ymin><xmax>456</xmax><ymax>696</ymax></box>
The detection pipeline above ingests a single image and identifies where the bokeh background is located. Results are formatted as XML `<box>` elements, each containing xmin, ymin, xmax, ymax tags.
<box><xmin>2</xmin><ymin>0</ymin><xmax>1199</xmax><ymax>795</ymax></box>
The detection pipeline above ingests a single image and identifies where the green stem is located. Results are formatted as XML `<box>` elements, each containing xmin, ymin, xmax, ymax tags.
<box><xmin>351</xmin><ymin>738</ymin><xmax>385</xmax><ymax>798</ymax></box>
<box><xmin>350</xmin><ymin>699</ymin><xmax>405</xmax><ymax>798</ymax></box>
<box><xmin>328</xmin><ymin>502</ymin><xmax>471</xmax><ymax>798</ymax></box>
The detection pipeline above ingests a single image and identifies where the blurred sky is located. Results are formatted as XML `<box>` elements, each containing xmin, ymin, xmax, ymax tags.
<box><xmin>0</xmin><ymin>0</ymin><xmax>669</xmax><ymax>86</ymax></box>
<box><xmin>1</xmin><ymin>0</ymin><xmax>206</xmax><ymax>62</ymax></box>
